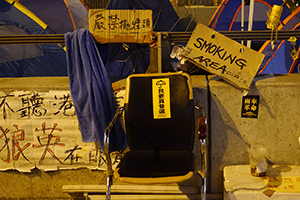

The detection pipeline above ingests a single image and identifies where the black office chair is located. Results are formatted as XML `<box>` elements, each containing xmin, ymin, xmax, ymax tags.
<box><xmin>104</xmin><ymin>72</ymin><xmax>205</xmax><ymax>199</ymax></box>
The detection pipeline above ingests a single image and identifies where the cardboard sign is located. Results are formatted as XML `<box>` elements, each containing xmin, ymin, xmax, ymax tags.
<box><xmin>89</xmin><ymin>9</ymin><xmax>153</xmax><ymax>44</ymax></box>
<box><xmin>152</xmin><ymin>78</ymin><xmax>171</xmax><ymax>119</ymax></box>
<box><xmin>180</xmin><ymin>23</ymin><xmax>265</xmax><ymax>91</ymax></box>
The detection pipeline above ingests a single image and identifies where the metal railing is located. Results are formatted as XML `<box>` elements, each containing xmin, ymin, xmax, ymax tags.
<box><xmin>0</xmin><ymin>30</ymin><xmax>299</xmax><ymax>45</ymax></box>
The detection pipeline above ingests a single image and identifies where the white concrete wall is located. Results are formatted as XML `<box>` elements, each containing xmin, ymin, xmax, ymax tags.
<box><xmin>208</xmin><ymin>73</ymin><xmax>300</xmax><ymax>194</ymax></box>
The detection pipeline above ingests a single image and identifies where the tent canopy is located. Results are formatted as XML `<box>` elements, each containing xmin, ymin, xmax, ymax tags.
<box><xmin>208</xmin><ymin>0</ymin><xmax>290</xmax><ymax>31</ymax></box>
<box><xmin>18</xmin><ymin>0</ymin><xmax>88</xmax><ymax>34</ymax></box>
<box><xmin>0</xmin><ymin>0</ymin><xmax>89</xmax><ymax>77</ymax></box>
<box><xmin>208</xmin><ymin>0</ymin><xmax>300</xmax><ymax>74</ymax></box>
<box><xmin>0</xmin><ymin>0</ymin><xmax>68</xmax><ymax>77</ymax></box>
<box><xmin>258</xmin><ymin>7</ymin><xmax>300</xmax><ymax>74</ymax></box>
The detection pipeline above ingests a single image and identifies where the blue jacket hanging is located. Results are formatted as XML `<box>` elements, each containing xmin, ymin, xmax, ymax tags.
<box><xmin>65</xmin><ymin>29</ymin><xmax>127</xmax><ymax>153</ymax></box>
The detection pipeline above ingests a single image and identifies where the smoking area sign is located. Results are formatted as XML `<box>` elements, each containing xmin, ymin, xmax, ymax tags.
<box><xmin>180</xmin><ymin>23</ymin><xmax>265</xmax><ymax>91</ymax></box>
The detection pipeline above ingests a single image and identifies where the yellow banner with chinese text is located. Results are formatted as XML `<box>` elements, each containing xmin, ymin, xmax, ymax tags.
<box><xmin>152</xmin><ymin>78</ymin><xmax>171</xmax><ymax>119</ymax></box>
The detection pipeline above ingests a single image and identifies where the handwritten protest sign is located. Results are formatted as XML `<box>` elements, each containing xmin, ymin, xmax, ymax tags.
<box><xmin>0</xmin><ymin>90</ymin><xmax>125</xmax><ymax>172</ymax></box>
<box><xmin>180</xmin><ymin>23</ymin><xmax>265</xmax><ymax>91</ymax></box>
<box><xmin>89</xmin><ymin>9</ymin><xmax>153</xmax><ymax>43</ymax></box>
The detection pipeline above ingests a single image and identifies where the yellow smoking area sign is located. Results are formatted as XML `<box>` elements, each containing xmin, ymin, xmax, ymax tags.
<box><xmin>180</xmin><ymin>23</ymin><xmax>265</xmax><ymax>91</ymax></box>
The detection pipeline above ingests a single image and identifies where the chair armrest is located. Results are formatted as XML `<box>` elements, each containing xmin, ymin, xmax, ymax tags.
<box><xmin>103</xmin><ymin>106</ymin><xmax>125</xmax><ymax>172</ymax></box>
<box><xmin>104</xmin><ymin>107</ymin><xmax>125</xmax><ymax>149</ymax></box>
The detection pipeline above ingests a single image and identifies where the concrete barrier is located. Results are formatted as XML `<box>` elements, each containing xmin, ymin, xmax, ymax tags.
<box><xmin>208</xmin><ymin>73</ymin><xmax>300</xmax><ymax>195</ymax></box>
<box><xmin>0</xmin><ymin>73</ymin><xmax>300</xmax><ymax>199</ymax></box>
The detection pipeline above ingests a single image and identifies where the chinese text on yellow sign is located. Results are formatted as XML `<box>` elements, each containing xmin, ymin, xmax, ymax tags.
<box><xmin>152</xmin><ymin>78</ymin><xmax>171</xmax><ymax>119</ymax></box>
<box><xmin>89</xmin><ymin>9</ymin><xmax>153</xmax><ymax>43</ymax></box>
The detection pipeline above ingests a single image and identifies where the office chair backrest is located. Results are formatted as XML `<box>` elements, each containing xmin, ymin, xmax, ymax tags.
<box><xmin>124</xmin><ymin>73</ymin><xmax>194</xmax><ymax>152</ymax></box>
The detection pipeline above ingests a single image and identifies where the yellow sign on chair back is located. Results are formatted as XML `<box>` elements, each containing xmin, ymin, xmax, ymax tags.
<box><xmin>152</xmin><ymin>78</ymin><xmax>171</xmax><ymax>119</ymax></box>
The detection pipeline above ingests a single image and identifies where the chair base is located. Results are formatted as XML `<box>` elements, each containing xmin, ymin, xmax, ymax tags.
<box><xmin>63</xmin><ymin>184</ymin><xmax>201</xmax><ymax>200</ymax></box>
<box><xmin>88</xmin><ymin>194</ymin><xmax>202</xmax><ymax>200</ymax></box>
<box><xmin>114</xmin><ymin>169</ymin><xmax>194</xmax><ymax>184</ymax></box>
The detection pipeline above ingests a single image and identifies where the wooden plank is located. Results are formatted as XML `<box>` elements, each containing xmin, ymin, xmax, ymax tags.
<box><xmin>88</xmin><ymin>194</ymin><xmax>202</xmax><ymax>200</ymax></box>
<box><xmin>62</xmin><ymin>185</ymin><xmax>106</xmax><ymax>193</ymax></box>
<box><xmin>89</xmin><ymin>9</ymin><xmax>153</xmax><ymax>44</ymax></box>
<box><xmin>62</xmin><ymin>185</ymin><xmax>199</xmax><ymax>194</ymax></box>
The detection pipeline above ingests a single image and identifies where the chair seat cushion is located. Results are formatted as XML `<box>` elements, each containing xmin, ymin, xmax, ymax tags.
<box><xmin>117</xmin><ymin>150</ymin><xmax>194</xmax><ymax>178</ymax></box>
